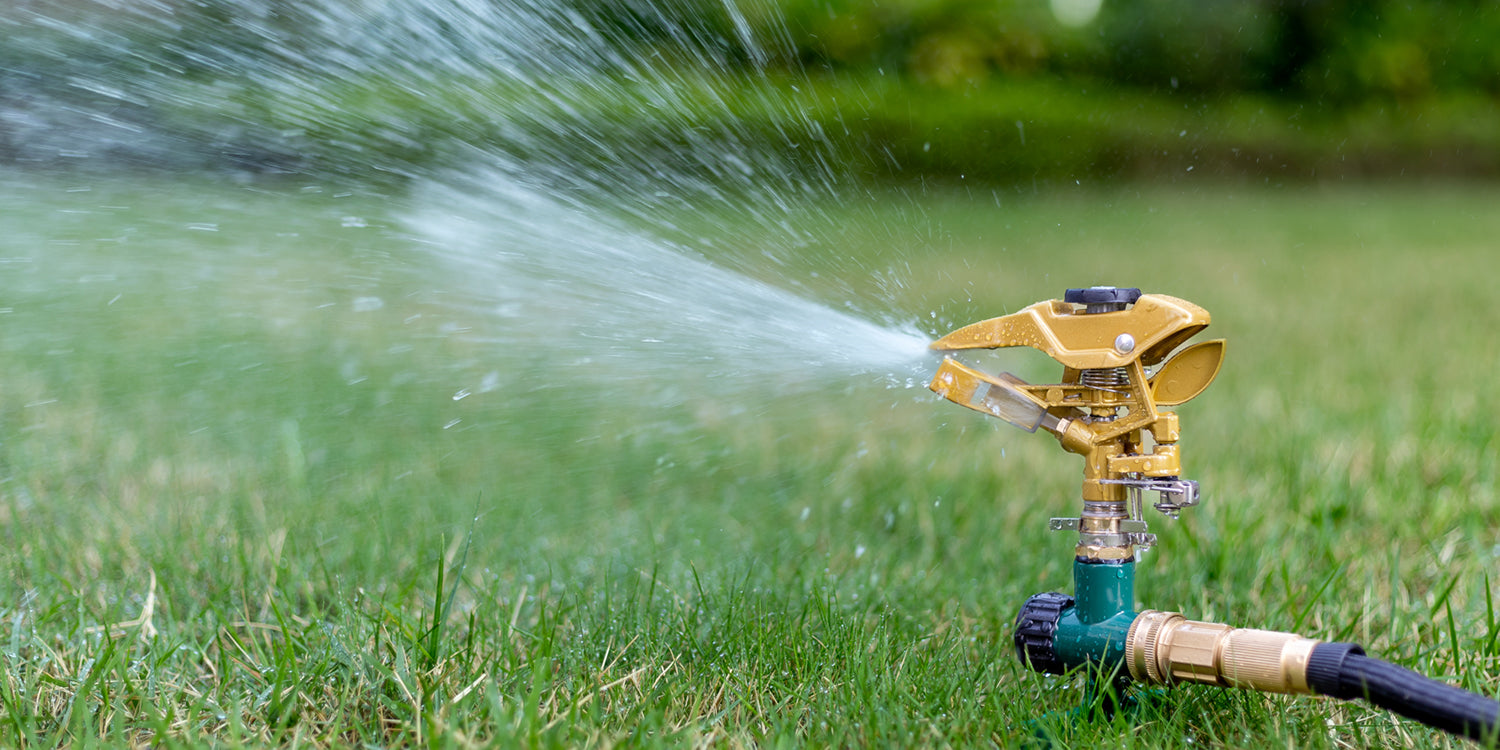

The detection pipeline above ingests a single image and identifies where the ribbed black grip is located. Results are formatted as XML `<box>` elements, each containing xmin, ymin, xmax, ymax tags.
<box><xmin>1013</xmin><ymin>592</ymin><xmax>1073</xmax><ymax>675</ymax></box>
<box><xmin>1307</xmin><ymin>641</ymin><xmax>1364</xmax><ymax>696</ymax></box>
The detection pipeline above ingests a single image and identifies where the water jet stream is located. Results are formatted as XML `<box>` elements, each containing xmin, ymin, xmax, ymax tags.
<box><xmin>409</xmin><ymin>168</ymin><xmax>933</xmax><ymax>397</ymax></box>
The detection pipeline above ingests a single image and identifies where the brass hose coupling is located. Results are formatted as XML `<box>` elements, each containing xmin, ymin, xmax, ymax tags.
<box><xmin>1127</xmin><ymin>610</ymin><xmax>1321</xmax><ymax>694</ymax></box>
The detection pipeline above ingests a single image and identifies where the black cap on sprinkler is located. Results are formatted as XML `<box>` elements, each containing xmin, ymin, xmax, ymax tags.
<box><xmin>1065</xmin><ymin>286</ymin><xmax>1141</xmax><ymax>314</ymax></box>
<box><xmin>1064</xmin><ymin>286</ymin><xmax>1142</xmax><ymax>305</ymax></box>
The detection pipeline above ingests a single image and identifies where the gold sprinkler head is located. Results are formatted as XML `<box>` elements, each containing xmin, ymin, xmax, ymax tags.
<box><xmin>928</xmin><ymin>287</ymin><xmax>1226</xmax><ymax>554</ymax></box>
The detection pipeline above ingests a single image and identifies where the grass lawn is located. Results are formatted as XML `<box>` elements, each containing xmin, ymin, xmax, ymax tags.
<box><xmin>1</xmin><ymin>174</ymin><xmax>1498</xmax><ymax>747</ymax></box>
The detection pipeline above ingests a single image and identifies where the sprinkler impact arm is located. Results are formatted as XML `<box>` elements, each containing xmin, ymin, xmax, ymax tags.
<box><xmin>931</xmin><ymin>287</ymin><xmax>1500</xmax><ymax>743</ymax></box>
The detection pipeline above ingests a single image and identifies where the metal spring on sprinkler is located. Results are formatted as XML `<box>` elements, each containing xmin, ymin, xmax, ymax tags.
<box><xmin>1079</xmin><ymin>367</ymin><xmax>1131</xmax><ymax>392</ymax></box>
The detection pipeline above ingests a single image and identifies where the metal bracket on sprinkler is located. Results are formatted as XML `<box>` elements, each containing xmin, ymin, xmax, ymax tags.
<box><xmin>928</xmin><ymin>286</ymin><xmax>1500</xmax><ymax>743</ymax></box>
<box><xmin>1101</xmin><ymin>476</ymin><xmax>1199</xmax><ymax>516</ymax></box>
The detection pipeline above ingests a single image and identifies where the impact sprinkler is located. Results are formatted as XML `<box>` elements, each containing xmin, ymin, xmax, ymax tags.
<box><xmin>929</xmin><ymin>287</ymin><xmax>1500</xmax><ymax>742</ymax></box>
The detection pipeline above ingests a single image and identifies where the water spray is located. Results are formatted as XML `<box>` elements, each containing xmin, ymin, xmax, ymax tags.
<box><xmin>929</xmin><ymin>287</ymin><xmax>1500</xmax><ymax>742</ymax></box>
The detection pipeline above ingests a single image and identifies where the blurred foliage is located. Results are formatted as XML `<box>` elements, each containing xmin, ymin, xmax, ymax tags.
<box><xmin>10</xmin><ymin>0</ymin><xmax>1498</xmax><ymax>102</ymax></box>
<box><xmin>763</xmin><ymin>0</ymin><xmax>1500</xmax><ymax>101</ymax></box>
<box><xmin>578</xmin><ymin>0</ymin><xmax>1500</xmax><ymax>182</ymax></box>
<box><xmin>778</xmin><ymin>0</ymin><xmax>1062</xmax><ymax>86</ymax></box>
<box><xmin>4</xmin><ymin>0</ymin><xmax>1500</xmax><ymax>182</ymax></box>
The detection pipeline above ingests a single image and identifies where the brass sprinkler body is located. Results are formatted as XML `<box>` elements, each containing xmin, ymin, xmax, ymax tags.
<box><xmin>929</xmin><ymin>287</ymin><xmax>1224</xmax><ymax>562</ymax></box>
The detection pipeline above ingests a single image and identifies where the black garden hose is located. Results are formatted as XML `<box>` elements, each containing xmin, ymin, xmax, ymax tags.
<box><xmin>1308</xmin><ymin>642</ymin><xmax>1500</xmax><ymax>743</ymax></box>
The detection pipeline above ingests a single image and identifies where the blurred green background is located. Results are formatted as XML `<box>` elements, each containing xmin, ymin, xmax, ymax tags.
<box><xmin>7</xmin><ymin>0</ymin><xmax>1500</xmax><ymax>184</ymax></box>
<box><xmin>577</xmin><ymin>0</ymin><xmax>1500</xmax><ymax>182</ymax></box>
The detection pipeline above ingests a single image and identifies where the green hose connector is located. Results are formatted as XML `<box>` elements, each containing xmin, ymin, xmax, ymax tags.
<box><xmin>1054</xmin><ymin>559</ymin><xmax>1136</xmax><ymax>670</ymax></box>
<box><xmin>1014</xmin><ymin>559</ymin><xmax>1138</xmax><ymax>676</ymax></box>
